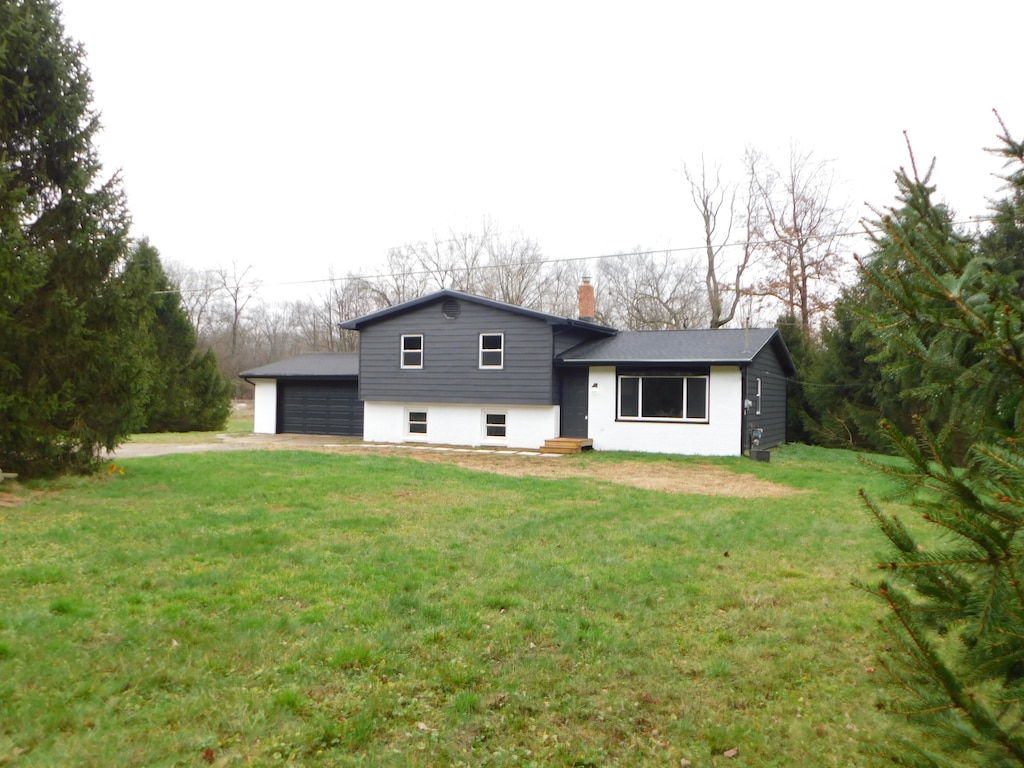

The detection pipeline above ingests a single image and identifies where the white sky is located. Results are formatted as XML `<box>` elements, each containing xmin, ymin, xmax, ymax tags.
<box><xmin>58</xmin><ymin>0</ymin><xmax>1022</xmax><ymax>304</ymax></box>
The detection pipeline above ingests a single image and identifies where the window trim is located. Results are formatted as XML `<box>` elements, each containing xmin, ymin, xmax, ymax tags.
<box><xmin>616</xmin><ymin>373</ymin><xmax>710</xmax><ymax>423</ymax></box>
<box><xmin>479</xmin><ymin>333</ymin><xmax>504</xmax><ymax>369</ymax></box>
<box><xmin>400</xmin><ymin>334</ymin><xmax>423</xmax><ymax>369</ymax></box>
<box><xmin>483</xmin><ymin>411</ymin><xmax>507</xmax><ymax>440</ymax></box>
<box><xmin>755</xmin><ymin>377</ymin><xmax>762</xmax><ymax>416</ymax></box>
<box><xmin>406</xmin><ymin>409</ymin><xmax>428</xmax><ymax>438</ymax></box>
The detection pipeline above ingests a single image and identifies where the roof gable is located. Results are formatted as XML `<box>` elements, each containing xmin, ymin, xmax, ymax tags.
<box><xmin>339</xmin><ymin>289</ymin><xmax>616</xmax><ymax>335</ymax></box>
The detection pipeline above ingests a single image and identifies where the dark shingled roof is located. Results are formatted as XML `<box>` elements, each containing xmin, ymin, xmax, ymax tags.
<box><xmin>239</xmin><ymin>352</ymin><xmax>359</xmax><ymax>379</ymax></box>
<box><xmin>339</xmin><ymin>289</ymin><xmax>616</xmax><ymax>334</ymax></box>
<box><xmin>557</xmin><ymin>328</ymin><xmax>795</xmax><ymax>373</ymax></box>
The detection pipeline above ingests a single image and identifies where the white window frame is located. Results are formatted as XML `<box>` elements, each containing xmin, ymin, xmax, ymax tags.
<box><xmin>483</xmin><ymin>411</ymin><xmax>507</xmax><ymax>440</ymax></box>
<box><xmin>400</xmin><ymin>334</ymin><xmax>423</xmax><ymax>369</ymax></box>
<box><xmin>479</xmin><ymin>333</ymin><xmax>504</xmax><ymax>369</ymax></box>
<box><xmin>617</xmin><ymin>374</ymin><xmax>710</xmax><ymax>423</ymax></box>
<box><xmin>755</xmin><ymin>377</ymin><xmax>762</xmax><ymax>416</ymax></box>
<box><xmin>406</xmin><ymin>409</ymin><xmax>428</xmax><ymax>438</ymax></box>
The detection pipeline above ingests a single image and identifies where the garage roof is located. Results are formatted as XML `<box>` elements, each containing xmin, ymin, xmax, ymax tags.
<box><xmin>239</xmin><ymin>352</ymin><xmax>359</xmax><ymax>379</ymax></box>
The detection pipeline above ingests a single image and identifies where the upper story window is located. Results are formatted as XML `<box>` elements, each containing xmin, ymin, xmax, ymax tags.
<box><xmin>618</xmin><ymin>374</ymin><xmax>709</xmax><ymax>422</ymax></box>
<box><xmin>479</xmin><ymin>333</ymin><xmax>504</xmax><ymax>369</ymax></box>
<box><xmin>401</xmin><ymin>334</ymin><xmax>423</xmax><ymax>369</ymax></box>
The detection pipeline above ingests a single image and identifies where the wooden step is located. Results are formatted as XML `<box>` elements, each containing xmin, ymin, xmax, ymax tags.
<box><xmin>540</xmin><ymin>437</ymin><xmax>594</xmax><ymax>455</ymax></box>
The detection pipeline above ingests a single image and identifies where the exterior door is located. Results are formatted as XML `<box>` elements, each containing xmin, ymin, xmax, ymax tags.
<box><xmin>278</xmin><ymin>380</ymin><xmax>364</xmax><ymax>436</ymax></box>
<box><xmin>560</xmin><ymin>369</ymin><xmax>589</xmax><ymax>438</ymax></box>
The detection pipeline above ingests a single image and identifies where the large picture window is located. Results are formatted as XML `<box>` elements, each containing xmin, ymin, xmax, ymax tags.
<box><xmin>401</xmin><ymin>334</ymin><xmax>423</xmax><ymax>369</ymax></box>
<box><xmin>618</xmin><ymin>374</ymin><xmax>708</xmax><ymax>422</ymax></box>
<box><xmin>479</xmin><ymin>333</ymin><xmax>504</xmax><ymax>369</ymax></box>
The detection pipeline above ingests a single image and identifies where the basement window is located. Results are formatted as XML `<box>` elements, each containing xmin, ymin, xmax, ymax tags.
<box><xmin>484</xmin><ymin>412</ymin><xmax>507</xmax><ymax>439</ymax></box>
<box><xmin>618</xmin><ymin>374</ymin><xmax>709</xmax><ymax>422</ymax></box>
<box><xmin>407</xmin><ymin>410</ymin><xmax>427</xmax><ymax>436</ymax></box>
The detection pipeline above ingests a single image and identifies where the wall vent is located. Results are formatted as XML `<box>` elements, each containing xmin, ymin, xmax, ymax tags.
<box><xmin>441</xmin><ymin>299</ymin><xmax>461</xmax><ymax>319</ymax></box>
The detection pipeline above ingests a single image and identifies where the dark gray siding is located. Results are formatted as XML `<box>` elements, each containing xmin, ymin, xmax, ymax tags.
<box><xmin>743</xmin><ymin>345</ymin><xmax>789</xmax><ymax>450</ymax></box>
<box><xmin>552</xmin><ymin>328</ymin><xmax>601</xmax><ymax>404</ymax></box>
<box><xmin>357</xmin><ymin>299</ymin><xmax>557</xmax><ymax>405</ymax></box>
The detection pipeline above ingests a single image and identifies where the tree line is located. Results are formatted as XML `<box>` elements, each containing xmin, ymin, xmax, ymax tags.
<box><xmin>181</xmin><ymin>144</ymin><xmax>857</xmax><ymax>397</ymax></box>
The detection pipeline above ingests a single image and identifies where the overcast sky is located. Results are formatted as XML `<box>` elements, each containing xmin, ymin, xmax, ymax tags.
<box><xmin>58</xmin><ymin>0</ymin><xmax>1022</xmax><ymax>303</ymax></box>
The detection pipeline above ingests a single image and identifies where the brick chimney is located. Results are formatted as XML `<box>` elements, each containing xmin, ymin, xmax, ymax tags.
<box><xmin>578</xmin><ymin>277</ymin><xmax>595</xmax><ymax>321</ymax></box>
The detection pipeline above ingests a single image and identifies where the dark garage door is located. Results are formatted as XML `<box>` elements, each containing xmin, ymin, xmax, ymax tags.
<box><xmin>278</xmin><ymin>380</ymin><xmax>363</xmax><ymax>436</ymax></box>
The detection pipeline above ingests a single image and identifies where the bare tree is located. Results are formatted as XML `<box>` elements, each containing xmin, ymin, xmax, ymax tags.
<box><xmin>214</xmin><ymin>262</ymin><xmax>262</xmax><ymax>359</ymax></box>
<box><xmin>480</xmin><ymin>231</ymin><xmax>545</xmax><ymax>308</ymax></box>
<box><xmin>165</xmin><ymin>260</ymin><xmax>220</xmax><ymax>344</ymax></box>
<box><xmin>408</xmin><ymin>220</ymin><xmax>494</xmax><ymax>293</ymax></box>
<box><xmin>244</xmin><ymin>301</ymin><xmax>292</xmax><ymax>367</ymax></box>
<box><xmin>537</xmin><ymin>258</ymin><xmax>590</xmax><ymax>318</ymax></box>
<box><xmin>747</xmin><ymin>145</ymin><xmax>851</xmax><ymax>338</ymax></box>
<box><xmin>281</xmin><ymin>298</ymin><xmax>335</xmax><ymax>354</ymax></box>
<box><xmin>317</xmin><ymin>269</ymin><xmax>386</xmax><ymax>351</ymax></box>
<box><xmin>356</xmin><ymin>248</ymin><xmax>429</xmax><ymax>308</ymax></box>
<box><xmin>597</xmin><ymin>249</ymin><xmax>708</xmax><ymax>330</ymax></box>
<box><xmin>684</xmin><ymin>156</ymin><xmax>759</xmax><ymax>328</ymax></box>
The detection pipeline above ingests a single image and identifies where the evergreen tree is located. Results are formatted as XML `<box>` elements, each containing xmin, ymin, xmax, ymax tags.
<box><xmin>799</xmin><ymin>285</ymin><xmax>910</xmax><ymax>453</ymax></box>
<box><xmin>123</xmin><ymin>240</ymin><xmax>230</xmax><ymax>433</ymax></box>
<box><xmin>859</xmin><ymin>121</ymin><xmax>1024</xmax><ymax>765</ymax></box>
<box><xmin>980</xmin><ymin>132</ymin><xmax>1024</xmax><ymax>292</ymax></box>
<box><xmin>0</xmin><ymin>0</ymin><xmax>147</xmax><ymax>476</ymax></box>
<box><xmin>774</xmin><ymin>313</ymin><xmax>812</xmax><ymax>444</ymax></box>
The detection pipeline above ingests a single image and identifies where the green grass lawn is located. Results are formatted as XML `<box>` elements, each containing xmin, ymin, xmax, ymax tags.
<box><xmin>120</xmin><ymin>412</ymin><xmax>255</xmax><ymax>445</ymax></box>
<box><xmin>0</xmin><ymin>445</ymin><xmax>914</xmax><ymax>766</ymax></box>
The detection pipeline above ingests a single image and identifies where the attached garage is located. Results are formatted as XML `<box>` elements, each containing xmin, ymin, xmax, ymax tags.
<box><xmin>278</xmin><ymin>379</ymin><xmax>362</xmax><ymax>436</ymax></box>
<box><xmin>240</xmin><ymin>353</ymin><xmax>362</xmax><ymax>438</ymax></box>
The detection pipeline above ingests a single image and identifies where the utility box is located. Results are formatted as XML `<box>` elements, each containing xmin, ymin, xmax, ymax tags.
<box><xmin>750</xmin><ymin>449</ymin><xmax>771</xmax><ymax>463</ymax></box>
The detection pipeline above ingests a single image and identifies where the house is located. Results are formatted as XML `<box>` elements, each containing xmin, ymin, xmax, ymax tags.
<box><xmin>241</xmin><ymin>284</ymin><xmax>796</xmax><ymax>456</ymax></box>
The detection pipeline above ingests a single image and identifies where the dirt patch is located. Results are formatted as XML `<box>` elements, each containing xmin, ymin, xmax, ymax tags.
<box><xmin>109</xmin><ymin>434</ymin><xmax>802</xmax><ymax>498</ymax></box>
<box><xmin>0</xmin><ymin>491</ymin><xmax>22</xmax><ymax>508</ymax></box>
<box><xmin>326</xmin><ymin>446</ymin><xmax>800</xmax><ymax>498</ymax></box>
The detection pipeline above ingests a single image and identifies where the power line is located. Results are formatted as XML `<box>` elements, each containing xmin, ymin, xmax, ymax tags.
<box><xmin>160</xmin><ymin>214</ymin><xmax>994</xmax><ymax>299</ymax></box>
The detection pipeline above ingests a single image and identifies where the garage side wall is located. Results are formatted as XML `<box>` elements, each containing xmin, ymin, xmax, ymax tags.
<box><xmin>253</xmin><ymin>379</ymin><xmax>278</xmax><ymax>434</ymax></box>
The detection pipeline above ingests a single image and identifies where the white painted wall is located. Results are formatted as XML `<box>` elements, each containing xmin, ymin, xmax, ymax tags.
<box><xmin>587</xmin><ymin>365</ymin><xmax>744</xmax><ymax>456</ymax></box>
<box><xmin>252</xmin><ymin>379</ymin><xmax>278</xmax><ymax>434</ymax></box>
<box><xmin>363</xmin><ymin>402</ymin><xmax>560</xmax><ymax>450</ymax></box>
